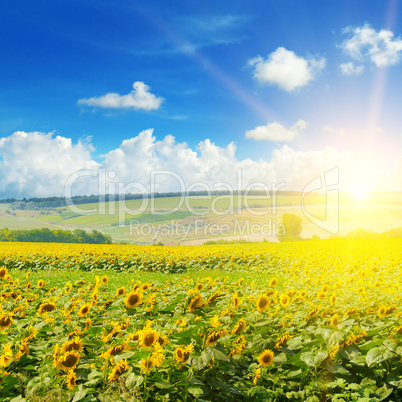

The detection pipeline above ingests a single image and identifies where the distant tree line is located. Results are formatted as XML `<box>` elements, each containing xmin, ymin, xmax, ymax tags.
<box><xmin>0</xmin><ymin>228</ymin><xmax>112</xmax><ymax>244</ymax></box>
<box><xmin>2</xmin><ymin>191</ymin><xmax>304</xmax><ymax>211</ymax></box>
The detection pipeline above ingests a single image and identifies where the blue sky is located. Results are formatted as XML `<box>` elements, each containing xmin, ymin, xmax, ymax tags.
<box><xmin>0</xmin><ymin>0</ymin><xmax>401</xmax><ymax>197</ymax></box>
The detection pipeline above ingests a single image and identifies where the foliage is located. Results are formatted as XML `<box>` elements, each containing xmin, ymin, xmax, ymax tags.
<box><xmin>0</xmin><ymin>228</ymin><xmax>112</xmax><ymax>244</ymax></box>
<box><xmin>277</xmin><ymin>213</ymin><xmax>302</xmax><ymax>242</ymax></box>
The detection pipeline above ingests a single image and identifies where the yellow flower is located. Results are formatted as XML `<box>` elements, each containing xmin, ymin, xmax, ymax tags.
<box><xmin>116</xmin><ymin>286</ymin><xmax>125</xmax><ymax>297</ymax></box>
<box><xmin>140</xmin><ymin>357</ymin><xmax>154</xmax><ymax>374</ymax></box>
<box><xmin>101</xmin><ymin>276</ymin><xmax>108</xmax><ymax>285</ymax></box>
<box><xmin>269</xmin><ymin>277</ymin><xmax>278</xmax><ymax>287</ymax></box>
<box><xmin>56</xmin><ymin>351</ymin><xmax>80</xmax><ymax>371</ymax></box>
<box><xmin>124</xmin><ymin>292</ymin><xmax>142</xmax><ymax>308</ymax></box>
<box><xmin>330</xmin><ymin>293</ymin><xmax>336</xmax><ymax>306</ymax></box>
<box><xmin>37</xmin><ymin>279</ymin><xmax>45</xmax><ymax>289</ymax></box>
<box><xmin>0</xmin><ymin>314</ymin><xmax>13</xmax><ymax>330</ymax></box>
<box><xmin>188</xmin><ymin>294</ymin><xmax>203</xmax><ymax>312</ymax></box>
<box><xmin>78</xmin><ymin>303</ymin><xmax>91</xmax><ymax>317</ymax></box>
<box><xmin>253</xmin><ymin>368</ymin><xmax>261</xmax><ymax>385</ymax></box>
<box><xmin>231</xmin><ymin>319</ymin><xmax>246</xmax><ymax>335</ymax></box>
<box><xmin>256</xmin><ymin>295</ymin><xmax>270</xmax><ymax>313</ymax></box>
<box><xmin>280</xmin><ymin>294</ymin><xmax>290</xmax><ymax>308</ymax></box>
<box><xmin>0</xmin><ymin>267</ymin><xmax>8</xmax><ymax>279</ymax></box>
<box><xmin>66</xmin><ymin>370</ymin><xmax>77</xmax><ymax>390</ymax></box>
<box><xmin>258</xmin><ymin>349</ymin><xmax>274</xmax><ymax>367</ymax></box>
<box><xmin>138</xmin><ymin>329</ymin><xmax>159</xmax><ymax>348</ymax></box>
<box><xmin>175</xmin><ymin>344</ymin><xmax>194</xmax><ymax>364</ymax></box>
<box><xmin>38</xmin><ymin>301</ymin><xmax>57</xmax><ymax>315</ymax></box>
<box><xmin>210</xmin><ymin>315</ymin><xmax>221</xmax><ymax>328</ymax></box>
<box><xmin>108</xmin><ymin>359</ymin><xmax>129</xmax><ymax>381</ymax></box>
<box><xmin>330</xmin><ymin>314</ymin><xmax>339</xmax><ymax>326</ymax></box>
<box><xmin>206</xmin><ymin>331</ymin><xmax>227</xmax><ymax>347</ymax></box>
<box><xmin>62</xmin><ymin>338</ymin><xmax>83</xmax><ymax>354</ymax></box>
<box><xmin>0</xmin><ymin>344</ymin><xmax>13</xmax><ymax>368</ymax></box>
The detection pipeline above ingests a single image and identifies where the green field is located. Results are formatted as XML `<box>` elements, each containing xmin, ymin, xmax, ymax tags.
<box><xmin>1</xmin><ymin>192</ymin><xmax>401</xmax><ymax>244</ymax></box>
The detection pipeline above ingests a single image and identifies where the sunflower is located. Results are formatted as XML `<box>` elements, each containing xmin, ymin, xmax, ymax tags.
<box><xmin>139</xmin><ymin>329</ymin><xmax>159</xmax><ymax>348</ymax></box>
<box><xmin>56</xmin><ymin>351</ymin><xmax>80</xmax><ymax>371</ymax></box>
<box><xmin>0</xmin><ymin>267</ymin><xmax>8</xmax><ymax>279</ymax></box>
<box><xmin>256</xmin><ymin>295</ymin><xmax>270</xmax><ymax>313</ymax></box>
<box><xmin>38</xmin><ymin>301</ymin><xmax>57</xmax><ymax>315</ymax></box>
<box><xmin>253</xmin><ymin>368</ymin><xmax>262</xmax><ymax>385</ymax></box>
<box><xmin>233</xmin><ymin>293</ymin><xmax>240</xmax><ymax>308</ymax></box>
<box><xmin>101</xmin><ymin>276</ymin><xmax>108</xmax><ymax>285</ymax></box>
<box><xmin>330</xmin><ymin>314</ymin><xmax>339</xmax><ymax>326</ymax></box>
<box><xmin>124</xmin><ymin>292</ymin><xmax>142</xmax><ymax>308</ymax></box>
<box><xmin>64</xmin><ymin>282</ymin><xmax>73</xmax><ymax>294</ymax></box>
<box><xmin>37</xmin><ymin>279</ymin><xmax>45</xmax><ymax>289</ymax></box>
<box><xmin>280</xmin><ymin>294</ymin><xmax>290</xmax><ymax>308</ymax></box>
<box><xmin>14</xmin><ymin>341</ymin><xmax>29</xmax><ymax>361</ymax></box>
<box><xmin>258</xmin><ymin>349</ymin><xmax>275</xmax><ymax>367</ymax></box>
<box><xmin>0</xmin><ymin>314</ymin><xmax>13</xmax><ymax>329</ymax></box>
<box><xmin>78</xmin><ymin>303</ymin><xmax>91</xmax><ymax>317</ymax></box>
<box><xmin>26</xmin><ymin>281</ymin><xmax>32</xmax><ymax>289</ymax></box>
<box><xmin>175</xmin><ymin>344</ymin><xmax>194</xmax><ymax>364</ymax></box>
<box><xmin>66</xmin><ymin>370</ymin><xmax>77</xmax><ymax>390</ymax></box>
<box><xmin>62</xmin><ymin>338</ymin><xmax>83</xmax><ymax>354</ymax></box>
<box><xmin>206</xmin><ymin>330</ymin><xmax>227</xmax><ymax>347</ymax></box>
<box><xmin>188</xmin><ymin>294</ymin><xmax>203</xmax><ymax>312</ymax></box>
<box><xmin>269</xmin><ymin>277</ymin><xmax>278</xmax><ymax>287</ymax></box>
<box><xmin>116</xmin><ymin>287</ymin><xmax>125</xmax><ymax>297</ymax></box>
<box><xmin>140</xmin><ymin>357</ymin><xmax>155</xmax><ymax>374</ymax></box>
<box><xmin>108</xmin><ymin>359</ymin><xmax>129</xmax><ymax>382</ymax></box>
<box><xmin>141</xmin><ymin>283</ymin><xmax>150</xmax><ymax>292</ymax></box>
<box><xmin>231</xmin><ymin>319</ymin><xmax>247</xmax><ymax>335</ymax></box>
<box><xmin>378</xmin><ymin>306</ymin><xmax>387</xmax><ymax>318</ymax></box>
<box><xmin>0</xmin><ymin>344</ymin><xmax>13</xmax><ymax>368</ymax></box>
<box><xmin>330</xmin><ymin>293</ymin><xmax>336</xmax><ymax>306</ymax></box>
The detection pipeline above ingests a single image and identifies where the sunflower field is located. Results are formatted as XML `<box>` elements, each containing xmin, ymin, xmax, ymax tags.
<box><xmin>0</xmin><ymin>238</ymin><xmax>401</xmax><ymax>401</ymax></box>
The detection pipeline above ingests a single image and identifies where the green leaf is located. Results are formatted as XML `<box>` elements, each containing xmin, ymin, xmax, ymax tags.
<box><xmin>155</xmin><ymin>379</ymin><xmax>173</xmax><ymax>389</ymax></box>
<box><xmin>72</xmin><ymin>385</ymin><xmax>88</xmax><ymax>402</ymax></box>
<box><xmin>366</xmin><ymin>346</ymin><xmax>394</xmax><ymax>367</ymax></box>
<box><xmin>189</xmin><ymin>348</ymin><xmax>213</xmax><ymax>370</ymax></box>
<box><xmin>125</xmin><ymin>373</ymin><xmax>144</xmax><ymax>388</ymax></box>
<box><xmin>211</xmin><ymin>347</ymin><xmax>230</xmax><ymax>362</ymax></box>
<box><xmin>300</xmin><ymin>350</ymin><xmax>327</xmax><ymax>366</ymax></box>
<box><xmin>188</xmin><ymin>386</ymin><xmax>204</xmax><ymax>398</ymax></box>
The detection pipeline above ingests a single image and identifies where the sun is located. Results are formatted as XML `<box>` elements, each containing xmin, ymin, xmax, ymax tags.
<box><xmin>349</xmin><ymin>185</ymin><xmax>372</xmax><ymax>201</ymax></box>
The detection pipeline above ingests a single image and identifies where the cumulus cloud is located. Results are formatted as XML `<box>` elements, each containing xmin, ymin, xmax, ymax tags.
<box><xmin>0</xmin><ymin>129</ymin><xmax>400</xmax><ymax>198</ymax></box>
<box><xmin>0</xmin><ymin>131</ymin><xmax>98</xmax><ymax>198</ymax></box>
<box><xmin>77</xmin><ymin>82</ymin><xmax>163</xmax><ymax>111</ymax></box>
<box><xmin>339</xmin><ymin>62</ymin><xmax>364</xmax><ymax>76</ymax></box>
<box><xmin>245</xmin><ymin>120</ymin><xmax>307</xmax><ymax>142</ymax></box>
<box><xmin>248</xmin><ymin>47</ymin><xmax>326</xmax><ymax>91</ymax></box>
<box><xmin>340</xmin><ymin>24</ymin><xmax>402</xmax><ymax>68</ymax></box>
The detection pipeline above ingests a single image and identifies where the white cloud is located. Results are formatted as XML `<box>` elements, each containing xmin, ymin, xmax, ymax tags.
<box><xmin>77</xmin><ymin>82</ymin><xmax>163</xmax><ymax>111</ymax></box>
<box><xmin>0</xmin><ymin>129</ymin><xmax>400</xmax><ymax>198</ymax></box>
<box><xmin>323</xmin><ymin>126</ymin><xmax>347</xmax><ymax>136</ymax></box>
<box><xmin>0</xmin><ymin>131</ymin><xmax>98</xmax><ymax>198</ymax></box>
<box><xmin>340</xmin><ymin>24</ymin><xmax>402</xmax><ymax>67</ymax></box>
<box><xmin>245</xmin><ymin>120</ymin><xmax>307</xmax><ymax>142</ymax></box>
<box><xmin>339</xmin><ymin>62</ymin><xmax>364</xmax><ymax>76</ymax></box>
<box><xmin>248</xmin><ymin>47</ymin><xmax>326</xmax><ymax>91</ymax></box>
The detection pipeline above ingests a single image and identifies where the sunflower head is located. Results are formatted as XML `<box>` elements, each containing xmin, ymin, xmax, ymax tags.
<box><xmin>66</xmin><ymin>370</ymin><xmax>77</xmax><ymax>390</ymax></box>
<box><xmin>78</xmin><ymin>303</ymin><xmax>91</xmax><ymax>317</ymax></box>
<box><xmin>188</xmin><ymin>294</ymin><xmax>203</xmax><ymax>312</ymax></box>
<box><xmin>124</xmin><ymin>292</ymin><xmax>142</xmax><ymax>309</ymax></box>
<box><xmin>269</xmin><ymin>277</ymin><xmax>278</xmax><ymax>287</ymax></box>
<box><xmin>175</xmin><ymin>344</ymin><xmax>193</xmax><ymax>363</ymax></box>
<box><xmin>141</xmin><ymin>283</ymin><xmax>150</xmax><ymax>292</ymax></box>
<box><xmin>0</xmin><ymin>267</ymin><xmax>8</xmax><ymax>279</ymax></box>
<box><xmin>280</xmin><ymin>294</ymin><xmax>290</xmax><ymax>307</ymax></box>
<box><xmin>101</xmin><ymin>276</ymin><xmax>108</xmax><ymax>285</ymax></box>
<box><xmin>0</xmin><ymin>314</ymin><xmax>13</xmax><ymax>329</ymax></box>
<box><xmin>62</xmin><ymin>338</ymin><xmax>83</xmax><ymax>353</ymax></box>
<box><xmin>37</xmin><ymin>279</ymin><xmax>45</xmax><ymax>289</ymax></box>
<box><xmin>206</xmin><ymin>330</ymin><xmax>227</xmax><ymax>347</ymax></box>
<box><xmin>256</xmin><ymin>295</ymin><xmax>270</xmax><ymax>313</ymax></box>
<box><xmin>116</xmin><ymin>287</ymin><xmax>125</xmax><ymax>297</ymax></box>
<box><xmin>56</xmin><ymin>351</ymin><xmax>81</xmax><ymax>371</ymax></box>
<box><xmin>330</xmin><ymin>314</ymin><xmax>339</xmax><ymax>326</ymax></box>
<box><xmin>139</xmin><ymin>329</ymin><xmax>159</xmax><ymax>348</ymax></box>
<box><xmin>258</xmin><ymin>349</ymin><xmax>275</xmax><ymax>367</ymax></box>
<box><xmin>108</xmin><ymin>359</ymin><xmax>129</xmax><ymax>382</ymax></box>
<box><xmin>39</xmin><ymin>302</ymin><xmax>57</xmax><ymax>315</ymax></box>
